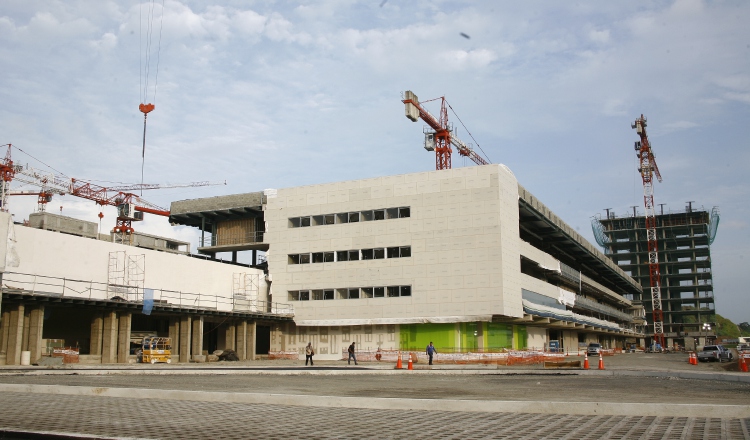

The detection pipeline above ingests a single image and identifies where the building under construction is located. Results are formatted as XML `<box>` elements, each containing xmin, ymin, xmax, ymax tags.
<box><xmin>592</xmin><ymin>205</ymin><xmax>720</xmax><ymax>350</ymax></box>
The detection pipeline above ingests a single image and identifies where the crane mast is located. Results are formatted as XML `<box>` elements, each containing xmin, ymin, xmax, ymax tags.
<box><xmin>402</xmin><ymin>90</ymin><xmax>489</xmax><ymax>170</ymax></box>
<box><xmin>633</xmin><ymin>114</ymin><xmax>664</xmax><ymax>348</ymax></box>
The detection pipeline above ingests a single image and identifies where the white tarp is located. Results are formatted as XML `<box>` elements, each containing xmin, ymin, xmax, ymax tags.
<box><xmin>557</xmin><ymin>288</ymin><xmax>576</xmax><ymax>307</ymax></box>
<box><xmin>1</xmin><ymin>213</ymin><xmax>20</xmax><ymax>271</ymax></box>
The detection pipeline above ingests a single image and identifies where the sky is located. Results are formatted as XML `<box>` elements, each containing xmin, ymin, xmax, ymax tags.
<box><xmin>0</xmin><ymin>0</ymin><xmax>748</xmax><ymax>323</ymax></box>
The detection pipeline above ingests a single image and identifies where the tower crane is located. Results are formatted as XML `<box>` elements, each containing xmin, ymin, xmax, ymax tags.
<box><xmin>632</xmin><ymin>114</ymin><xmax>665</xmax><ymax>348</ymax></box>
<box><xmin>402</xmin><ymin>90</ymin><xmax>490</xmax><ymax>170</ymax></box>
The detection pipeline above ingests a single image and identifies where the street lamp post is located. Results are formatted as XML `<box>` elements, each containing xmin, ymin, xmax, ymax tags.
<box><xmin>702</xmin><ymin>323</ymin><xmax>711</xmax><ymax>349</ymax></box>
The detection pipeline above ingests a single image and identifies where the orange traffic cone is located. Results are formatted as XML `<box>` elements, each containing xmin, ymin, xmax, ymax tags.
<box><xmin>407</xmin><ymin>354</ymin><xmax>413</xmax><ymax>370</ymax></box>
<box><xmin>583</xmin><ymin>353</ymin><xmax>589</xmax><ymax>369</ymax></box>
<box><xmin>598</xmin><ymin>352</ymin><xmax>605</xmax><ymax>370</ymax></box>
<box><xmin>396</xmin><ymin>351</ymin><xmax>402</xmax><ymax>369</ymax></box>
<box><xmin>741</xmin><ymin>355</ymin><xmax>748</xmax><ymax>373</ymax></box>
<box><xmin>688</xmin><ymin>352</ymin><xmax>693</xmax><ymax>364</ymax></box>
<box><xmin>691</xmin><ymin>352</ymin><xmax>697</xmax><ymax>365</ymax></box>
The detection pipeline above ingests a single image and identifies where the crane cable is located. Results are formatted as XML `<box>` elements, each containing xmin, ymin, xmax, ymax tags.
<box><xmin>446</xmin><ymin>102</ymin><xmax>492</xmax><ymax>164</ymax></box>
<box><xmin>139</xmin><ymin>0</ymin><xmax>165</xmax><ymax>194</ymax></box>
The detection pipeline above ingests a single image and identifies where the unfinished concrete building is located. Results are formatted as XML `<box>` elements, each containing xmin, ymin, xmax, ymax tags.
<box><xmin>172</xmin><ymin>165</ymin><xmax>644</xmax><ymax>359</ymax></box>
<box><xmin>592</xmin><ymin>205</ymin><xmax>720</xmax><ymax>350</ymax></box>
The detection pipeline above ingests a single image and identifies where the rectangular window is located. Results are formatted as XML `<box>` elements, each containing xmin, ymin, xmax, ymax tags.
<box><xmin>387</xmin><ymin>286</ymin><xmax>400</xmax><ymax>297</ymax></box>
<box><xmin>312</xmin><ymin>215</ymin><xmax>324</xmax><ymax>226</ymax></box>
<box><xmin>336</xmin><ymin>213</ymin><xmax>349</xmax><ymax>224</ymax></box>
<box><xmin>361</xmin><ymin>287</ymin><xmax>374</xmax><ymax>298</ymax></box>
<box><xmin>399</xmin><ymin>207</ymin><xmax>410</xmax><ymax>218</ymax></box>
<box><xmin>374</xmin><ymin>210</ymin><xmax>385</xmax><ymax>220</ymax></box>
<box><xmin>361</xmin><ymin>210</ymin><xmax>374</xmax><ymax>221</ymax></box>
<box><xmin>312</xmin><ymin>252</ymin><xmax>324</xmax><ymax>263</ymax></box>
<box><xmin>386</xmin><ymin>208</ymin><xmax>399</xmax><ymax>219</ymax></box>
<box><xmin>312</xmin><ymin>290</ymin><xmax>324</xmax><ymax>300</ymax></box>
<box><xmin>300</xmin><ymin>217</ymin><xmax>311</xmax><ymax>227</ymax></box>
<box><xmin>348</xmin><ymin>288</ymin><xmax>360</xmax><ymax>299</ymax></box>
<box><xmin>324</xmin><ymin>290</ymin><xmax>334</xmax><ymax>300</ymax></box>
<box><xmin>299</xmin><ymin>290</ymin><xmax>310</xmax><ymax>301</ymax></box>
<box><xmin>337</xmin><ymin>251</ymin><xmax>349</xmax><ymax>262</ymax></box>
<box><xmin>361</xmin><ymin>249</ymin><xmax>374</xmax><ymax>260</ymax></box>
<box><xmin>400</xmin><ymin>286</ymin><xmax>412</xmax><ymax>297</ymax></box>
<box><xmin>289</xmin><ymin>218</ymin><xmax>301</xmax><ymax>228</ymax></box>
<box><xmin>288</xmin><ymin>254</ymin><xmax>301</xmax><ymax>264</ymax></box>
<box><xmin>400</xmin><ymin>246</ymin><xmax>411</xmax><ymax>257</ymax></box>
<box><xmin>348</xmin><ymin>250</ymin><xmax>360</xmax><ymax>261</ymax></box>
<box><xmin>348</xmin><ymin>212</ymin><xmax>360</xmax><ymax>223</ymax></box>
<box><xmin>374</xmin><ymin>248</ymin><xmax>385</xmax><ymax>259</ymax></box>
<box><xmin>337</xmin><ymin>288</ymin><xmax>349</xmax><ymax>300</ymax></box>
<box><xmin>299</xmin><ymin>254</ymin><xmax>310</xmax><ymax>264</ymax></box>
<box><xmin>374</xmin><ymin>287</ymin><xmax>385</xmax><ymax>298</ymax></box>
<box><xmin>325</xmin><ymin>214</ymin><xmax>335</xmax><ymax>225</ymax></box>
<box><xmin>288</xmin><ymin>291</ymin><xmax>300</xmax><ymax>301</ymax></box>
<box><xmin>323</xmin><ymin>252</ymin><xmax>335</xmax><ymax>262</ymax></box>
<box><xmin>387</xmin><ymin>247</ymin><xmax>399</xmax><ymax>258</ymax></box>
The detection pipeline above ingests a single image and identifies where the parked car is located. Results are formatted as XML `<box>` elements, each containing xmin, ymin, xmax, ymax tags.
<box><xmin>587</xmin><ymin>343</ymin><xmax>602</xmax><ymax>356</ymax></box>
<box><xmin>697</xmin><ymin>345</ymin><xmax>733</xmax><ymax>362</ymax></box>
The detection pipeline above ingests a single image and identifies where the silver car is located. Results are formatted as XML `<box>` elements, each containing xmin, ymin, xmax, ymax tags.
<box><xmin>587</xmin><ymin>343</ymin><xmax>601</xmax><ymax>356</ymax></box>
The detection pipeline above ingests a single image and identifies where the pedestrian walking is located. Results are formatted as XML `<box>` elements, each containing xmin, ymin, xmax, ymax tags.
<box><xmin>305</xmin><ymin>342</ymin><xmax>315</xmax><ymax>366</ymax></box>
<box><xmin>348</xmin><ymin>342</ymin><xmax>358</xmax><ymax>365</ymax></box>
<box><xmin>426</xmin><ymin>341</ymin><xmax>437</xmax><ymax>365</ymax></box>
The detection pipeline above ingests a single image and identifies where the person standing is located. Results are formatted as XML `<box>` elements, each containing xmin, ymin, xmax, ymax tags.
<box><xmin>426</xmin><ymin>342</ymin><xmax>437</xmax><ymax>365</ymax></box>
<box><xmin>305</xmin><ymin>342</ymin><xmax>315</xmax><ymax>366</ymax></box>
<box><xmin>348</xmin><ymin>342</ymin><xmax>358</xmax><ymax>365</ymax></box>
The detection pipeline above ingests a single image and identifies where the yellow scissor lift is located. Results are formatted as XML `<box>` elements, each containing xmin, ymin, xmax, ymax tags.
<box><xmin>141</xmin><ymin>336</ymin><xmax>172</xmax><ymax>364</ymax></box>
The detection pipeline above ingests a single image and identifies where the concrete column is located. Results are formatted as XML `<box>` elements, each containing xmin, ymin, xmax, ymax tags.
<box><xmin>27</xmin><ymin>306</ymin><xmax>44</xmax><ymax>363</ymax></box>
<box><xmin>0</xmin><ymin>308</ymin><xmax>10</xmax><ymax>355</ymax></box>
<box><xmin>117</xmin><ymin>312</ymin><xmax>132</xmax><ymax>363</ymax></box>
<box><xmin>168</xmin><ymin>317</ymin><xmax>180</xmax><ymax>359</ymax></box>
<box><xmin>101</xmin><ymin>311</ymin><xmax>118</xmax><ymax>364</ymax></box>
<box><xmin>89</xmin><ymin>313</ymin><xmax>104</xmax><ymax>356</ymax></box>
<box><xmin>224</xmin><ymin>323</ymin><xmax>236</xmax><ymax>351</ymax></box>
<box><xmin>6</xmin><ymin>304</ymin><xmax>25</xmax><ymax>365</ymax></box>
<box><xmin>248</xmin><ymin>321</ymin><xmax>257</xmax><ymax>360</ymax></box>
<box><xmin>191</xmin><ymin>316</ymin><xmax>204</xmax><ymax>360</ymax></box>
<box><xmin>21</xmin><ymin>309</ymin><xmax>30</xmax><ymax>351</ymax></box>
<box><xmin>179</xmin><ymin>315</ymin><xmax>191</xmax><ymax>363</ymax></box>
<box><xmin>236</xmin><ymin>321</ymin><xmax>247</xmax><ymax>360</ymax></box>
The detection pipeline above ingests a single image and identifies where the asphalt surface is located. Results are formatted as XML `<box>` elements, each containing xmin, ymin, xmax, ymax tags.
<box><xmin>0</xmin><ymin>352</ymin><xmax>748</xmax><ymax>439</ymax></box>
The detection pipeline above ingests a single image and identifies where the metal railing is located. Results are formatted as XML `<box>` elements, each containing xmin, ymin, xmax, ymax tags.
<box><xmin>199</xmin><ymin>231</ymin><xmax>265</xmax><ymax>247</ymax></box>
<box><xmin>0</xmin><ymin>271</ymin><xmax>293</xmax><ymax>316</ymax></box>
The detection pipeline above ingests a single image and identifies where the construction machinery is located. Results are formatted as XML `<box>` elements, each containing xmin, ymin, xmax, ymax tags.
<box><xmin>632</xmin><ymin>114</ymin><xmax>665</xmax><ymax>348</ymax></box>
<box><xmin>402</xmin><ymin>90</ymin><xmax>490</xmax><ymax>170</ymax></box>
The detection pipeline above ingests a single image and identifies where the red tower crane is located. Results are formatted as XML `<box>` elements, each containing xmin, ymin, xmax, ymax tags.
<box><xmin>402</xmin><ymin>90</ymin><xmax>490</xmax><ymax>170</ymax></box>
<box><xmin>632</xmin><ymin>114</ymin><xmax>665</xmax><ymax>348</ymax></box>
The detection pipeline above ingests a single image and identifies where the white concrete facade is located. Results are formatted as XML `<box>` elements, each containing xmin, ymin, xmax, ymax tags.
<box><xmin>265</xmin><ymin>165</ymin><xmax>523</xmax><ymax>326</ymax></box>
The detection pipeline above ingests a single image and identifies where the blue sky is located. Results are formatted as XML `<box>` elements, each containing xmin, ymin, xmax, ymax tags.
<box><xmin>1</xmin><ymin>0</ymin><xmax>748</xmax><ymax>323</ymax></box>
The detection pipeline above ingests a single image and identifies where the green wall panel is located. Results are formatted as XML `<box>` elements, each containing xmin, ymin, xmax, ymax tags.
<box><xmin>399</xmin><ymin>323</ymin><xmax>455</xmax><ymax>350</ymax></box>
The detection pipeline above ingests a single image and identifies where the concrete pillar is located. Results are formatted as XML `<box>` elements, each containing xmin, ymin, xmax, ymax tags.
<box><xmin>179</xmin><ymin>315</ymin><xmax>191</xmax><ymax>363</ymax></box>
<box><xmin>236</xmin><ymin>321</ymin><xmax>247</xmax><ymax>360</ymax></box>
<box><xmin>117</xmin><ymin>312</ymin><xmax>132</xmax><ymax>363</ymax></box>
<box><xmin>89</xmin><ymin>313</ymin><xmax>104</xmax><ymax>356</ymax></box>
<box><xmin>21</xmin><ymin>309</ymin><xmax>30</xmax><ymax>351</ymax></box>
<box><xmin>168</xmin><ymin>317</ymin><xmax>180</xmax><ymax>359</ymax></box>
<box><xmin>101</xmin><ymin>311</ymin><xmax>118</xmax><ymax>364</ymax></box>
<box><xmin>6</xmin><ymin>304</ymin><xmax>25</xmax><ymax>365</ymax></box>
<box><xmin>248</xmin><ymin>321</ymin><xmax>257</xmax><ymax>360</ymax></box>
<box><xmin>0</xmin><ymin>308</ymin><xmax>10</xmax><ymax>355</ymax></box>
<box><xmin>27</xmin><ymin>306</ymin><xmax>44</xmax><ymax>363</ymax></box>
<box><xmin>191</xmin><ymin>316</ymin><xmax>204</xmax><ymax>360</ymax></box>
<box><xmin>224</xmin><ymin>323</ymin><xmax>236</xmax><ymax>351</ymax></box>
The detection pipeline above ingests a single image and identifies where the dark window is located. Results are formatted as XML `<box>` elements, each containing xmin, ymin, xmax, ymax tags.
<box><xmin>361</xmin><ymin>287</ymin><xmax>374</xmax><ymax>298</ymax></box>
<box><xmin>288</xmin><ymin>254</ymin><xmax>301</xmax><ymax>264</ymax></box>
<box><xmin>348</xmin><ymin>288</ymin><xmax>360</xmax><ymax>299</ymax></box>
<box><xmin>348</xmin><ymin>212</ymin><xmax>360</xmax><ymax>223</ymax></box>
<box><xmin>386</xmin><ymin>208</ymin><xmax>399</xmax><ymax>219</ymax></box>
<box><xmin>374</xmin><ymin>287</ymin><xmax>385</xmax><ymax>298</ymax></box>
<box><xmin>387</xmin><ymin>247</ymin><xmax>399</xmax><ymax>258</ymax></box>
<box><xmin>312</xmin><ymin>252</ymin><xmax>324</xmax><ymax>263</ymax></box>
<box><xmin>374</xmin><ymin>248</ymin><xmax>385</xmax><ymax>259</ymax></box>
<box><xmin>348</xmin><ymin>250</ymin><xmax>360</xmax><ymax>261</ymax></box>
<box><xmin>301</xmin><ymin>217</ymin><xmax>311</xmax><ymax>227</ymax></box>
<box><xmin>336</xmin><ymin>213</ymin><xmax>349</xmax><ymax>224</ymax></box>
<box><xmin>361</xmin><ymin>249</ymin><xmax>374</xmax><ymax>260</ymax></box>
<box><xmin>299</xmin><ymin>291</ymin><xmax>310</xmax><ymax>301</ymax></box>
<box><xmin>400</xmin><ymin>246</ymin><xmax>411</xmax><ymax>258</ymax></box>
<box><xmin>399</xmin><ymin>207</ymin><xmax>410</xmax><ymax>218</ymax></box>
<box><xmin>299</xmin><ymin>254</ymin><xmax>310</xmax><ymax>264</ymax></box>
<box><xmin>400</xmin><ymin>286</ymin><xmax>412</xmax><ymax>297</ymax></box>
<box><xmin>387</xmin><ymin>286</ymin><xmax>400</xmax><ymax>297</ymax></box>
<box><xmin>325</xmin><ymin>214</ymin><xmax>335</xmax><ymax>225</ymax></box>
<box><xmin>337</xmin><ymin>251</ymin><xmax>349</xmax><ymax>262</ymax></box>
<box><xmin>312</xmin><ymin>290</ymin><xmax>324</xmax><ymax>300</ymax></box>
<box><xmin>324</xmin><ymin>290</ymin><xmax>334</xmax><ymax>300</ymax></box>
<box><xmin>323</xmin><ymin>252</ymin><xmax>335</xmax><ymax>262</ymax></box>
<box><xmin>289</xmin><ymin>218</ymin><xmax>301</xmax><ymax>228</ymax></box>
<box><xmin>374</xmin><ymin>210</ymin><xmax>385</xmax><ymax>220</ymax></box>
<box><xmin>361</xmin><ymin>210</ymin><xmax>374</xmax><ymax>221</ymax></box>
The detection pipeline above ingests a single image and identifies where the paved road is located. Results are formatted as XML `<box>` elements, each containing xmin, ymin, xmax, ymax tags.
<box><xmin>0</xmin><ymin>353</ymin><xmax>748</xmax><ymax>439</ymax></box>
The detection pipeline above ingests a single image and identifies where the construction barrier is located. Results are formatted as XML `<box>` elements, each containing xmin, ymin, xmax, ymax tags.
<box><xmin>267</xmin><ymin>350</ymin><xmax>298</xmax><ymax>360</ymax></box>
